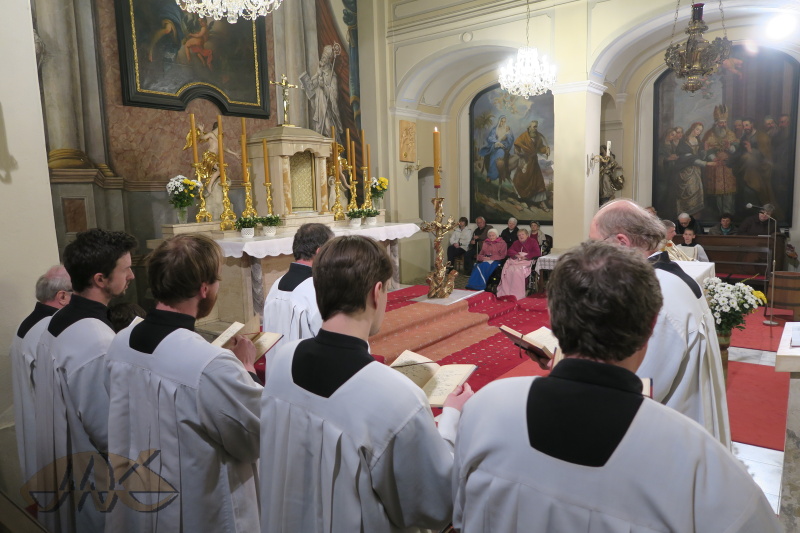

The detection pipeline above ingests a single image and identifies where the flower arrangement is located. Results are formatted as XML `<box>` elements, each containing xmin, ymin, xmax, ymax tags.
<box><xmin>346</xmin><ymin>208</ymin><xmax>365</xmax><ymax>219</ymax></box>
<box><xmin>370</xmin><ymin>177</ymin><xmax>388</xmax><ymax>199</ymax></box>
<box><xmin>703</xmin><ymin>277</ymin><xmax>767</xmax><ymax>334</ymax></box>
<box><xmin>363</xmin><ymin>208</ymin><xmax>379</xmax><ymax>218</ymax></box>
<box><xmin>234</xmin><ymin>216</ymin><xmax>260</xmax><ymax>230</ymax></box>
<box><xmin>166</xmin><ymin>175</ymin><xmax>202</xmax><ymax>208</ymax></box>
<box><xmin>258</xmin><ymin>215</ymin><xmax>281</xmax><ymax>227</ymax></box>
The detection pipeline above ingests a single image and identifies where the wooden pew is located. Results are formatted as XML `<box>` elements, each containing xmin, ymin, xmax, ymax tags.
<box><xmin>672</xmin><ymin>234</ymin><xmax>786</xmax><ymax>292</ymax></box>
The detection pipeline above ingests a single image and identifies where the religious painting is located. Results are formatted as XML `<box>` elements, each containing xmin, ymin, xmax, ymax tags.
<box><xmin>652</xmin><ymin>45</ymin><xmax>799</xmax><ymax>227</ymax></box>
<box><xmin>469</xmin><ymin>84</ymin><xmax>555</xmax><ymax>224</ymax></box>
<box><xmin>115</xmin><ymin>0</ymin><xmax>270</xmax><ymax>117</ymax></box>
<box><xmin>399</xmin><ymin>120</ymin><xmax>417</xmax><ymax>163</ymax></box>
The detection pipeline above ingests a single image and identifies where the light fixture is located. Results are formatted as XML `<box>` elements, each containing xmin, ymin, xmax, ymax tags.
<box><xmin>766</xmin><ymin>14</ymin><xmax>797</xmax><ymax>41</ymax></box>
<box><xmin>177</xmin><ymin>0</ymin><xmax>284</xmax><ymax>23</ymax></box>
<box><xmin>665</xmin><ymin>1</ymin><xmax>732</xmax><ymax>93</ymax></box>
<box><xmin>498</xmin><ymin>0</ymin><xmax>557</xmax><ymax>99</ymax></box>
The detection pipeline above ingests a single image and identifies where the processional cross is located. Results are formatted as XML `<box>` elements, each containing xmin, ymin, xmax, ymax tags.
<box><xmin>270</xmin><ymin>74</ymin><xmax>300</xmax><ymax>126</ymax></box>
<box><xmin>420</xmin><ymin>197</ymin><xmax>458</xmax><ymax>298</ymax></box>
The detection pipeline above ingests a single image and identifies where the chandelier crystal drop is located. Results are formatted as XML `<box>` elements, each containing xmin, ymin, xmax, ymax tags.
<box><xmin>177</xmin><ymin>0</ymin><xmax>284</xmax><ymax>23</ymax></box>
<box><xmin>664</xmin><ymin>2</ymin><xmax>731</xmax><ymax>93</ymax></box>
<box><xmin>499</xmin><ymin>47</ymin><xmax>557</xmax><ymax>99</ymax></box>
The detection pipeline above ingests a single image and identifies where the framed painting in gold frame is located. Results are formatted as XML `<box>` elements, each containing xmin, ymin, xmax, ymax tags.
<box><xmin>115</xmin><ymin>0</ymin><xmax>270</xmax><ymax>117</ymax></box>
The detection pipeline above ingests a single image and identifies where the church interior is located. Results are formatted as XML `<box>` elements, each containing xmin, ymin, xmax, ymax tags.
<box><xmin>3</xmin><ymin>0</ymin><xmax>800</xmax><ymax>529</ymax></box>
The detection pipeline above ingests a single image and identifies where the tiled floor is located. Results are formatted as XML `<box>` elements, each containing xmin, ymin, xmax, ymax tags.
<box><xmin>728</xmin><ymin>346</ymin><xmax>783</xmax><ymax>513</ymax></box>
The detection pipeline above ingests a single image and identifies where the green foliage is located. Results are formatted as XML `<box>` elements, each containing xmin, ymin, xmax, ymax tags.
<box><xmin>346</xmin><ymin>208</ymin><xmax>365</xmax><ymax>219</ymax></box>
<box><xmin>258</xmin><ymin>215</ymin><xmax>282</xmax><ymax>227</ymax></box>
<box><xmin>363</xmin><ymin>208</ymin><xmax>379</xmax><ymax>217</ymax></box>
<box><xmin>234</xmin><ymin>216</ymin><xmax>259</xmax><ymax>230</ymax></box>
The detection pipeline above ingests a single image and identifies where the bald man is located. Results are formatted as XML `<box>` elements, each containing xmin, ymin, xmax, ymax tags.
<box><xmin>9</xmin><ymin>266</ymin><xmax>72</xmax><ymax>485</ymax></box>
<box><xmin>589</xmin><ymin>200</ymin><xmax>730</xmax><ymax>447</ymax></box>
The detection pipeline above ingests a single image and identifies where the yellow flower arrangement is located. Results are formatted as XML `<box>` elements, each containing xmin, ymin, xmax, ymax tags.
<box><xmin>371</xmin><ymin>176</ymin><xmax>389</xmax><ymax>198</ymax></box>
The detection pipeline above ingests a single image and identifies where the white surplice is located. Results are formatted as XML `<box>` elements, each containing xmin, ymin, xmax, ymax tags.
<box><xmin>259</xmin><ymin>341</ymin><xmax>458</xmax><ymax>533</ymax></box>
<box><xmin>9</xmin><ymin>306</ymin><xmax>54</xmax><ymax>484</ymax></box>
<box><xmin>105</xmin><ymin>321</ymin><xmax>262</xmax><ymax>532</ymax></box>
<box><xmin>453</xmin><ymin>377</ymin><xmax>781</xmax><ymax>533</ymax></box>
<box><xmin>263</xmin><ymin>276</ymin><xmax>321</xmax><ymax>358</ymax></box>
<box><xmin>637</xmin><ymin>267</ymin><xmax>731</xmax><ymax>447</ymax></box>
<box><xmin>34</xmin><ymin>310</ymin><xmax>115</xmax><ymax>533</ymax></box>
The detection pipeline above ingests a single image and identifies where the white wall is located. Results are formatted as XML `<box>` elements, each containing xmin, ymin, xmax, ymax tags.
<box><xmin>0</xmin><ymin>0</ymin><xmax>60</xmax><ymax>502</ymax></box>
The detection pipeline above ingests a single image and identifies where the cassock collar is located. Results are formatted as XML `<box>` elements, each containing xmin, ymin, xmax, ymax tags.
<box><xmin>277</xmin><ymin>262</ymin><xmax>313</xmax><ymax>292</ymax></box>
<box><xmin>649</xmin><ymin>253</ymin><xmax>702</xmax><ymax>298</ymax></box>
<box><xmin>549</xmin><ymin>358</ymin><xmax>643</xmax><ymax>395</ymax></box>
<box><xmin>291</xmin><ymin>329</ymin><xmax>374</xmax><ymax>398</ymax></box>
<box><xmin>17</xmin><ymin>301</ymin><xmax>58</xmax><ymax>339</ymax></box>
<box><xmin>48</xmin><ymin>294</ymin><xmax>112</xmax><ymax>336</ymax></box>
<box><xmin>129</xmin><ymin>309</ymin><xmax>195</xmax><ymax>354</ymax></box>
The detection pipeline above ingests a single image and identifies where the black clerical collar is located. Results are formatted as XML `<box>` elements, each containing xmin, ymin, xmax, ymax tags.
<box><xmin>48</xmin><ymin>294</ymin><xmax>112</xmax><ymax>336</ymax></box>
<box><xmin>278</xmin><ymin>262</ymin><xmax>313</xmax><ymax>292</ymax></box>
<box><xmin>292</xmin><ymin>329</ymin><xmax>374</xmax><ymax>398</ymax></box>
<box><xmin>527</xmin><ymin>358</ymin><xmax>644</xmax><ymax>467</ymax></box>
<box><xmin>548</xmin><ymin>358</ymin><xmax>643</xmax><ymax>395</ymax></box>
<box><xmin>17</xmin><ymin>301</ymin><xmax>58</xmax><ymax>339</ymax></box>
<box><xmin>129</xmin><ymin>309</ymin><xmax>195</xmax><ymax>354</ymax></box>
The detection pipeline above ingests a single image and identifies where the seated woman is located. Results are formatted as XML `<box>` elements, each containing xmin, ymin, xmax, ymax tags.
<box><xmin>500</xmin><ymin>217</ymin><xmax>519</xmax><ymax>248</ymax></box>
<box><xmin>497</xmin><ymin>229</ymin><xmax>541</xmax><ymax>300</ymax></box>
<box><xmin>466</xmin><ymin>228</ymin><xmax>507</xmax><ymax>291</ymax></box>
<box><xmin>676</xmin><ymin>228</ymin><xmax>709</xmax><ymax>261</ymax></box>
<box><xmin>529</xmin><ymin>221</ymin><xmax>548</xmax><ymax>254</ymax></box>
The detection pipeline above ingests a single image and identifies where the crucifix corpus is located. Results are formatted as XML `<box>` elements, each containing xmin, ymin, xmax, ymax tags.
<box><xmin>420</xmin><ymin>196</ymin><xmax>458</xmax><ymax>298</ymax></box>
<box><xmin>270</xmin><ymin>74</ymin><xmax>300</xmax><ymax>126</ymax></box>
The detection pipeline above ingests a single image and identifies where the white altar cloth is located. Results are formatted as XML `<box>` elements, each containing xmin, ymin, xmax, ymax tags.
<box><xmin>216</xmin><ymin>223</ymin><xmax>420</xmax><ymax>258</ymax></box>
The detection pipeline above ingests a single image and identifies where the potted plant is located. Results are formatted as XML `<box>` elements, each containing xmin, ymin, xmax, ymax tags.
<box><xmin>702</xmin><ymin>277</ymin><xmax>766</xmax><ymax>381</ymax></box>
<box><xmin>234</xmin><ymin>216</ymin><xmax>259</xmax><ymax>238</ymax></box>
<box><xmin>346</xmin><ymin>208</ymin><xmax>364</xmax><ymax>228</ymax></box>
<box><xmin>166</xmin><ymin>175</ymin><xmax>202</xmax><ymax>224</ymax></box>
<box><xmin>363</xmin><ymin>208</ymin><xmax>379</xmax><ymax>226</ymax></box>
<box><xmin>258</xmin><ymin>214</ymin><xmax>281</xmax><ymax>236</ymax></box>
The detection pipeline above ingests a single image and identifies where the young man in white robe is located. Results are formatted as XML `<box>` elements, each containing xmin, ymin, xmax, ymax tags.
<box><xmin>32</xmin><ymin>228</ymin><xmax>136</xmax><ymax>532</ymax></box>
<box><xmin>454</xmin><ymin>241</ymin><xmax>781</xmax><ymax>532</ymax></box>
<box><xmin>262</xmin><ymin>223</ymin><xmax>334</xmax><ymax>359</ymax></box>
<box><xmin>259</xmin><ymin>235</ymin><xmax>473</xmax><ymax>532</ymax></box>
<box><xmin>591</xmin><ymin>200</ymin><xmax>730</xmax><ymax>447</ymax></box>
<box><xmin>9</xmin><ymin>266</ymin><xmax>71</xmax><ymax>491</ymax></box>
<box><xmin>105</xmin><ymin>234</ymin><xmax>262</xmax><ymax>532</ymax></box>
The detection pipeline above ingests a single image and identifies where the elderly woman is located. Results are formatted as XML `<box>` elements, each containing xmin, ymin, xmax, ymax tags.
<box><xmin>500</xmin><ymin>217</ymin><xmax>519</xmax><ymax>248</ymax></box>
<box><xmin>529</xmin><ymin>221</ymin><xmax>547</xmax><ymax>250</ymax></box>
<box><xmin>466</xmin><ymin>228</ymin><xmax>507</xmax><ymax>291</ymax></box>
<box><xmin>497</xmin><ymin>228</ymin><xmax>541</xmax><ymax>299</ymax></box>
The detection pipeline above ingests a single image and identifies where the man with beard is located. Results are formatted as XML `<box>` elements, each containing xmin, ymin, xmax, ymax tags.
<box><xmin>771</xmin><ymin>113</ymin><xmax>793</xmax><ymax>214</ymax></box>
<box><xmin>106</xmin><ymin>234</ymin><xmax>262</xmax><ymax>532</ymax></box>
<box><xmin>510</xmin><ymin>120</ymin><xmax>551</xmax><ymax>212</ymax></box>
<box><xmin>702</xmin><ymin>105</ymin><xmax>738</xmax><ymax>216</ymax></box>
<box><xmin>732</xmin><ymin>117</ymin><xmax>775</xmax><ymax>208</ymax></box>
<box><xmin>764</xmin><ymin>115</ymin><xmax>778</xmax><ymax>139</ymax></box>
<box><xmin>34</xmin><ymin>228</ymin><xmax>136</xmax><ymax>532</ymax></box>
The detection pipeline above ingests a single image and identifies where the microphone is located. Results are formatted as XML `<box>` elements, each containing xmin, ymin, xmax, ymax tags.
<box><xmin>746</xmin><ymin>203</ymin><xmax>765</xmax><ymax>209</ymax></box>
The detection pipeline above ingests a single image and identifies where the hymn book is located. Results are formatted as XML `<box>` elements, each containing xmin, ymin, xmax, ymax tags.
<box><xmin>390</xmin><ymin>350</ymin><xmax>476</xmax><ymax>408</ymax></box>
<box><xmin>499</xmin><ymin>325</ymin><xmax>563</xmax><ymax>365</ymax></box>
<box><xmin>212</xmin><ymin>314</ymin><xmax>282</xmax><ymax>360</ymax></box>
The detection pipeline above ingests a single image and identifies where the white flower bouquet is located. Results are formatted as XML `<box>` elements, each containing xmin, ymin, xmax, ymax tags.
<box><xmin>702</xmin><ymin>277</ymin><xmax>767</xmax><ymax>334</ymax></box>
<box><xmin>166</xmin><ymin>175</ymin><xmax>202</xmax><ymax>208</ymax></box>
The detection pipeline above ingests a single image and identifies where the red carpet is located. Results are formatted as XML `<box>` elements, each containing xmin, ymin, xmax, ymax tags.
<box><xmin>730</xmin><ymin>308</ymin><xmax>792</xmax><ymax>352</ymax></box>
<box><xmin>727</xmin><ymin>361</ymin><xmax>789</xmax><ymax>451</ymax></box>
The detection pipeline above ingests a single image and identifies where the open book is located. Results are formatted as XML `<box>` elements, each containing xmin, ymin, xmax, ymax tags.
<box><xmin>500</xmin><ymin>325</ymin><xmax>653</xmax><ymax>396</ymax></box>
<box><xmin>212</xmin><ymin>314</ymin><xmax>282</xmax><ymax>361</ymax></box>
<box><xmin>500</xmin><ymin>325</ymin><xmax>564</xmax><ymax>365</ymax></box>
<box><xmin>390</xmin><ymin>350</ymin><xmax>476</xmax><ymax>408</ymax></box>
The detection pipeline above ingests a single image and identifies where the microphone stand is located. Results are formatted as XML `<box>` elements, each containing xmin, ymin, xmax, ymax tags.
<box><xmin>764</xmin><ymin>215</ymin><xmax>778</xmax><ymax>327</ymax></box>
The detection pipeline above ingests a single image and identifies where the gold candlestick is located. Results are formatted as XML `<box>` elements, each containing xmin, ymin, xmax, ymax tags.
<box><xmin>360</xmin><ymin>166</ymin><xmax>373</xmax><ymax>210</ymax></box>
<box><xmin>420</xmin><ymin>195</ymin><xmax>458</xmax><ymax>298</ymax></box>
<box><xmin>193</xmin><ymin>162</ymin><xmax>212</xmax><ymax>222</ymax></box>
<box><xmin>347</xmin><ymin>161</ymin><xmax>359</xmax><ymax>211</ymax></box>
<box><xmin>218</xmin><ymin>159</ymin><xmax>236</xmax><ymax>230</ymax></box>
<box><xmin>328</xmin><ymin>141</ymin><xmax>345</xmax><ymax>220</ymax></box>
<box><xmin>241</xmin><ymin>162</ymin><xmax>257</xmax><ymax>218</ymax></box>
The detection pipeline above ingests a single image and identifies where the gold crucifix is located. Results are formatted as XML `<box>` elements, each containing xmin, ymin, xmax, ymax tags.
<box><xmin>270</xmin><ymin>74</ymin><xmax>300</xmax><ymax>126</ymax></box>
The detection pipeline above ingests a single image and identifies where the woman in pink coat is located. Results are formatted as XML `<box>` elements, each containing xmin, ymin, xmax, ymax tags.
<box><xmin>497</xmin><ymin>229</ymin><xmax>541</xmax><ymax>299</ymax></box>
<box><xmin>466</xmin><ymin>228</ymin><xmax>507</xmax><ymax>290</ymax></box>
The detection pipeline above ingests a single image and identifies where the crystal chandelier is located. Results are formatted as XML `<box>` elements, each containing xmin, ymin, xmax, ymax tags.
<box><xmin>177</xmin><ymin>0</ymin><xmax>284</xmax><ymax>23</ymax></box>
<box><xmin>498</xmin><ymin>0</ymin><xmax>557</xmax><ymax>99</ymax></box>
<box><xmin>664</xmin><ymin>1</ymin><xmax>731</xmax><ymax>93</ymax></box>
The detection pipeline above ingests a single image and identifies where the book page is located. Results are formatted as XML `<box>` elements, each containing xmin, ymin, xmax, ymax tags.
<box><xmin>423</xmin><ymin>364</ymin><xmax>477</xmax><ymax>408</ymax></box>
<box><xmin>253</xmin><ymin>332</ymin><xmax>282</xmax><ymax>359</ymax></box>
<box><xmin>391</xmin><ymin>350</ymin><xmax>440</xmax><ymax>388</ymax></box>
<box><xmin>522</xmin><ymin>328</ymin><xmax>559</xmax><ymax>358</ymax></box>
<box><xmin>211</xmin><ymin>322</ymin><xmax>244</xmax><ymax>347</ymax></box>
